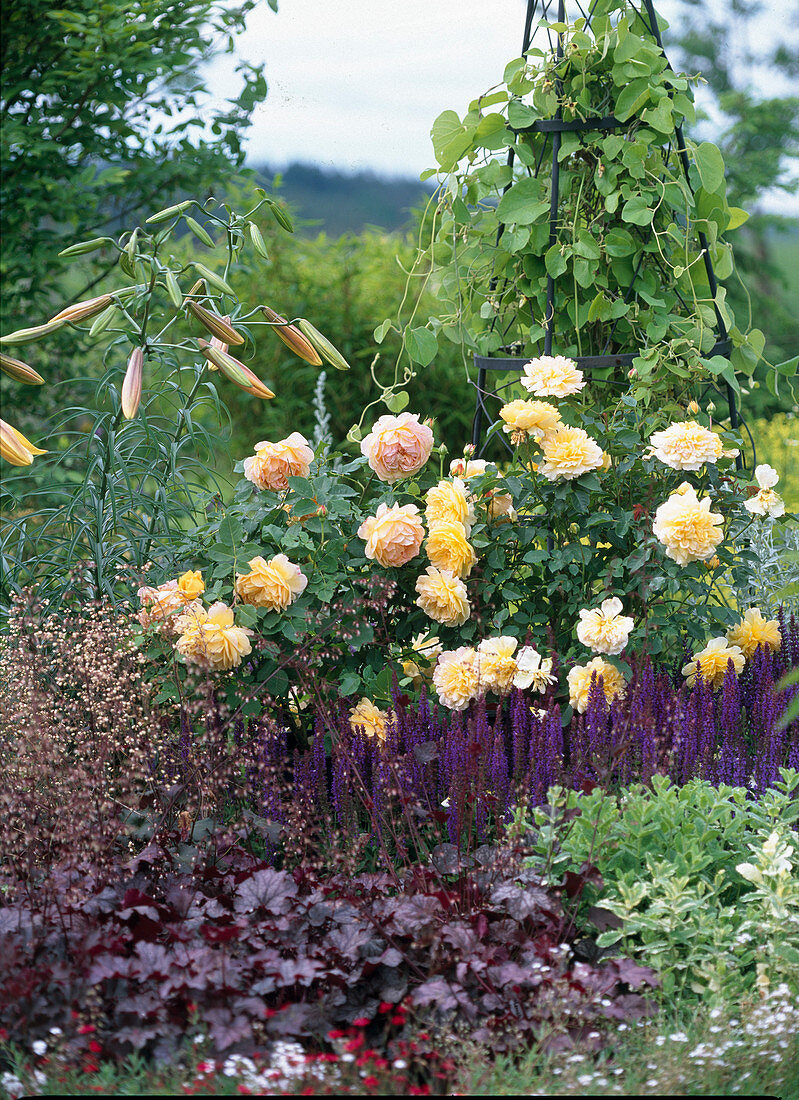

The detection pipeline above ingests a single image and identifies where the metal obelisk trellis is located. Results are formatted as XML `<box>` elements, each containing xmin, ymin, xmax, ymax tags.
<box><xmin>470</xmin><ymin>0</ymin><xmax>746</xmax><ymax>465</ymax></box>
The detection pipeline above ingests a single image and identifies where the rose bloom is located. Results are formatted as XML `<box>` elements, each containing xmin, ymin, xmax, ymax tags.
<box><xmin>726</xmin><ymin>608</ymin><xmax>781</xmax><ymax>659</ymax></box>
<box><xmin>744</xmin><ymin>487</ymin><xmax>785</xmax><ymax>518</ymax></box>
<box><xmin>450</xmin><ymin>457</ymin><xmax>488</xmax><ymax>479</ymax></box>
<box><xmin>653</xmin><ymin>484</ymin><xmax>724</xmax><ymax>566</ymax></box>
<box><xmin>360</xmin><ymin>412</ymin><xmax>434</xmax><ymax>483</ymax></box>
<box><xmin>415</xmin><ymin>566</ymin><xmax>470</xmax><ymax>626</ymax></box>
<box><xmin>485</xmin><ymin>489</ymin><xmax>517</xmax><ymax>522</ymax></box>
<box><xmin>425</xmin><ymin>477</ymin><xmax>475</xmax><ymax>533</ymax></box>
<box><xmin>138</xmin><ymin>574</ymin><xmax>203</xmax><ymax>628</ymax></box>
<box><xmin>539</xmin><ymin>426</ymin><xmax>604</xmax><ymax>481</ymax></box>
<box><xmin>177</xmin><ymin>569</ymin><xmax>205</xmax><ymax>601</ymax></box>
<box><xmin>358</xmin><ymin>502</ymin><xmax>425</xmax><ymax>567</ymax></box>
<box><xmin>477</xmin><ymin>636</ymin><xmax>521</xmax><ymax>695</ymax></box>
<box><xmin>426</xmin><ymin>519</ymin><xmax>477</xmax><ymax>578</ymax></box>
<box><xmin>349</xmin><ymin>698</ymin><xmax>390</xmax><ymax>741</ymax></box>
<box><xmin>576</xmin><ymin>596</ymin><xmax>635</xmax><ymax>656</ymax></box>
<box><xmin>235</xmin><ymin>554</ymin><xmax>308</xmax><ymax>610</ymax></box>
<box><xmin>682</xmin><ymin>637</ymin><xmax>745</xmax><ymax>689</ymax></box>
<box><xmin>175</xmin><ymin>602</ymin><xmax>253</xmax><ymax>671</ymax></box>
<box><xmin>243</xmin><ymin>432</ymin><xmax>314</xmax><ymax>491</ymax></box>
<box><xmin>568</xmin><ymin>657</ymin><xmax>626</xmax><ymax>713</ymax></box>
<box><xmin>402</xmin><ymin>633</ymin><xmax>443</xmax><ymax>687</ymax></box>
<box><xmin>433</xmin><ymin>647</ymin><xmax>481</xmax><ymax>710</ymax></box>
<box><xmin>754</xmin><ymin>463</ymin><xmax>779</xmax><ymax>490</ymax></box>
<box><xmin>647</xmin><ymin>420</ymin><xmax>724</xmax><ymax>471</ymax></box>
<box><xmin>521</xmin><ymin>355</ymin><xmax>586</xmax><ymax>398</ymax></box>
<box><xmin>499</xmin><ymin>399</ymin><xmax>561</xmax><ymax>443</ymax></box>
<box><xmin>514</xmin><ymin>647</ymin><xmax>555</xmax><ymax>693</ymax></box>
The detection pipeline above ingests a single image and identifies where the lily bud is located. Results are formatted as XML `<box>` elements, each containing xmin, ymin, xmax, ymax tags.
<box><xmin>296</xmin><ymin>318</ymin><xmax>350</xmax><ymax>370</ymax></box>
<box><xmin>199</xmin><ymin>345</ymin><xmax>274</xmax><ymax>398</ymax></box>
<box><xmin>0</xmin><ymin>419</ymin><xmax>47</xmax><ymax>465</ymax></box>
<box><xmin>121</xmin><ymin>347</ymin><xmax>144</xmax><ymax>419</ymax></box>
<box><xmin>50</xmin><ymin>287</ymin><xmax>135</xmax><ymax>324</ymax></box>
<box><xmin>0</xmin><ymin>352</ymin><xmax>45</xmax><ymax>385</ymax></box>
<box><xmin>0</xmin><ymin>319</ymin><xmax>66</xmax><ymax>346</ymax></box>
<box><xmin>187</xmin><ymin>302</ymin><xmax>245</xmax><ymax>346</ymax></box>
<box><xmin>261</xmin><ymin>306</ymin><xmax>323</xmax><ymax>366</ymax></box>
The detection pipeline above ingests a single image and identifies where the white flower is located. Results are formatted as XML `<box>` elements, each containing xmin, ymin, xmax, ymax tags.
<box><xmin>32</xmin><ymin>1040</ymin><xmax>47</xmax><ymax>1056</ymax></box>
<box><xmin>744</xmin><ymin>487</ymin><xmax>785</xmax><ymax>518</ymax></box>
<box><xmin>754</xmin><ymin>464</ymin><xmax>779</xmax><ymax>489</ymax></box>
<box><xmin>576</xmin><ymin>596</ymin><xmax>634</xmax><ymax>655</ymax></box>
<box><xmin>513</xmin><ymin>647</ymin><xmax>555</xmax><ymax>692</ymax></box>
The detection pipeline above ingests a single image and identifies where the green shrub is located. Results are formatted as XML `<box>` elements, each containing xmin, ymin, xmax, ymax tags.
<box><xmin>527</xmin><ymin>770</ymin><xmax>799</xmax><ymax>1003</ymax></box>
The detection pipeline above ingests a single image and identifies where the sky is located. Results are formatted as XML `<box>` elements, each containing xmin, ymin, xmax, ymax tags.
<box><xmin>203</xmin><ymin>0</ymin><xmax>797</xmax><ymax>212</ymax></box>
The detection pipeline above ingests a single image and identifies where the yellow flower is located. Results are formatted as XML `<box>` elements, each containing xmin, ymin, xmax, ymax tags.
<box><xmin>682</xmin><ymin>637</ymin><xmax>745</xmax><ymax>689</ymax></box>
<box><xmin>425</xmin><ymin>519</ymin><xmax>477</xmax><ymax>578</ymax></box>
<box><xmin>521</xmin><ymin>355</ymin><xmax>586</xmax><ymax>398</ymax></box>
<box><xmin>243</xmin><ymin>432</ymin><xmax>314</xmax><ymax>491</ymax></box>
<box><xmin>567</xmin><ymin>657</ymin><xmax>626</xmax><ymax>713</ymax></box>
<box><xmin>539</xmin><ymin>426</ymin><xmax>604</xmax><ymax>481</ymax></box>
<box><xmin>360</xmin><ymin>412</ymin><xmax>434</xmax><ymax>483</ymax></box>
<box><xmin>513</xmin><ymin>647</ymin><xmax>555</xmax><ymax>693</ymax></box>
<box><xmin>177</xmin><ymin>569</ymin><xmax>205</xmax><ymax>601</ymax></box>
<box><xmin>425</xmin><ymin>478</ymin><xmax>475</xmax><ymax>533</ymax></box>
<box><xmin>402</xmin><ymin>633</ymin><xmax>443</xmax><ymax>687</ymax></box>
<box><xmin>175</xmin><ymin>601</ymin><xmax>253</xmax><ymax>671</ymax></box>
<box><xmin>449</xmin><ymin>457</ymin><xmax>488</xmax><ymax>479</ymax></box>
<box><xmin>726</xmin><ymin>608</ymin><xmax>781</xmax><ymax>660</ymax></box>
<box><xmin>576</xmin><ymin>596</ymin><xmax>634</xmax><ymax>656</ymax></box>
<box><xmin>433</xmin><ymin>646</ymin><xmax>481</xmax><ymax>710</ymax></box>
<box><xmin>499</xmin><ymin>399</ymin><xmax>561</xmax><ymax>443</ymax></box>
<box><xmin>477</xmin><ymin>636</ymin><xmax>520</xmax><ymax>694</ymax></box>
<box><xmin>235</xmin><ymin>554</ymin><xmax>308</xmax><ymax>610</ymax></box>
<box><xmin>744</xmin><ymin>488</ymin><xmax>785</xmax><ymax>518</ymax></box>
<box><xmin>0</xmin><ymin>419</ymin><xmax>47</xmax><ymax>465</ymax></box>
<box><xmin>485</xmin><ymin>489</ymin><xmax>517</xmax><ymax>522</ymax></box>
<box><xmin>357</xmin><ymin>502</ymin><xmax>425</xmax><ymax>567</ymax></box>
<box><xmin>653</xmin><ymin>485</ymin><xmax>724</xmax><ymax>566</ymax></box>
<box><xmin>349</xmin><ymin>697</ymin><xmax>389</xmax><ymax>741</ymax></box>
<box><xmin>415</xmin><ymin>566</ymin><xmax>470</xmax><ymax>626</ymax></box>
<box><xmin>647</xmin><ymin>420</ymin><xmax>724</xmax><ymax>470</ymax></box>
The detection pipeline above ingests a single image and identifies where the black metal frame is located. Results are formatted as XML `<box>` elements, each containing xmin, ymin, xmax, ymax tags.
<box><xmin>470</xmin><ymin>0</ymin><xmax>745</xmax><ymax>465</ymax></box>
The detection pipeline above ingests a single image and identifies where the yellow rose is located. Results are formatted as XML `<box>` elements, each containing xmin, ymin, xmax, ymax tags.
<box><xmin>477</xmin><ymin>636</ymin><xmax>519</xmax><ymax>694</ymax></box>
<box><xmin>726</xmin><ymin>608</ymin><xmax>781</xmax><ymax>660</ymax></box>
<box><xmin>485</xmin><ymin>489</ymin><xmax>516</xmax><ymax>522</ymax></box>
<box><xmin>521</xmin><ymin>355</ymin><xmax>586</xmax><ymax>398</ymax></box>
<box><xmin>682</xmin><ymin>637</ymin><xmax>745</xmax><ymax>689</ymax></box>
<box><xmin>175</xmin><ymin>601</ymin><xmax>253</xmax><ymax>671</ymax></box>
<box><xmin>576</xmin><ymin>597</ymin><xmax>634</xmax><ymax>656</ymax></box>
<box><xmin>425</xmin><ymin>478</ymin><xmax>475</xmax><ymax>533</ymax></box>
<box><xmin>449</xmin><ymin>457</ymin><xmax>488</xmax><ymax>479</ymax></box>
<box><xmin>425</xmin><ymin>519</ymin><xmax>477</xmax><ymax>578</ymax></box>
<box><xmin>432</xmin><ymin>647</ymin><xmax>481</xmax><ymax>710</ymax></box>
<box><xmin>243</xmin><ymin>432</ymin><xmax>314</xmax><ymax>491</ymax></box>
<box><xmin>653</xmin><ymin>485</ymin><xmax>724</xmax><ymax>566</ymax></box>
<box><xmin>567</xmin><ymin>657</ymin><xmax>626</xmax><ymax>713</ymax></box>
<box><xmin>177</xmin><ymin>569</ymin><xmax>205</xmax><ymax>601</ymax></box>
<box><xmin>360</xmin><ymin>412</ymin><xmax>434</xmax><ymax>483</ymax></box>
<box><xmin>349</xmin><ymin>697</ymin><xmax>389</xmax><ymax>741</ymax></box>
<box><xmin>647</xmin><ymin>420</ymin><xmax>724</xmax><ymax>471</ymax></box>
<box><xmin>235</xmin><ymin>554</ymin><xmax>308</xmax><ymax>610</ymax></box>
<box><xmin>357</xmin><ymin>502</ymin><xmax>425</xmax><ymax>567</ymax></box>
<box><xmin>415</xmin><ymin>566</ymin><xmax>470</xmax><ymax>626</ymax></box>
<box><xmin>499</xmin><ymin>399</ymin><xmax>561</xmax><ymax>443</ymax></box>
<box><xmin>539</xmin><ymin>426</ymin><xmax>604</xmax><ymax>481</ymax></box>
<box><xmin>402</xmin><ymin>633</ymin><xmax>443</xmax><ymax>687</ymax></box>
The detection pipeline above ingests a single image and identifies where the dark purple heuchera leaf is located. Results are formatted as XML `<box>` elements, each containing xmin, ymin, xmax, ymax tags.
<box><xmin>233</xmin><ymin>868</ymin><xmax>298</xmax><ymax>914</ymax></box>
<box><xmin>490</xmin><ymin>881</ymin><xmax>558</xmax><ymax>923</ymax></box>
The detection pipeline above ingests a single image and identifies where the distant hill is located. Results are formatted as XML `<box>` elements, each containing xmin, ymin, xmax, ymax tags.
<box><xmin>251</xmin><ymin>162</ymin><xmax>434</xmax><ymax>235</ymax></box>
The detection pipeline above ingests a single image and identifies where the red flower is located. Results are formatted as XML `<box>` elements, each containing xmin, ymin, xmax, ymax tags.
<box><xmin>409</xmin><ymin>1087</ymin><xmax>431</xmax><ymax>1096</ymax></box>
<box><xmin>390</xmin><ymin>1015</ymin><xmax>405</xmax><ymax>1025</ymax></box>
<box><xmin>88</xmin><ymin>1040</ymin><xmax>102</xmax><ymax>1054</ymax></box>
<box><xmin>83</xmin><ymin>1062</ymin><xmax>99</xmax><ymax>1074</ymax></box>
<box><xmin>344</xmin><ymin>1036</ymin><xmax>364</xmax><ymax>1053</ymax></box>
<box><xmin>352</xmin><ymin>1016</ymin><xmax>371</xmax><ymax>1027</ymax></box>
<box><xmin>78</xmin><ymin>1024</ymin><xmax>96</xmax><ymax>1035</ymax></box>
<box><xmin>327</xmin><ymin>1028</ymin><xmax>347</xmax><ymax>1040</ymax></box>
<box><xmin>363</xmin><ymin>1076</ymin><xmax>379</xmax><ymax>1089</ymax></box>
<box><xmin>378</xmin><ymin>1002</ymin><xmax>394</xmax><ymax>1013</ymax></box>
